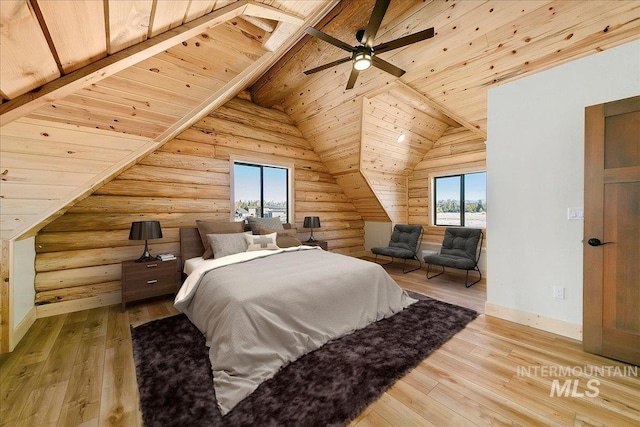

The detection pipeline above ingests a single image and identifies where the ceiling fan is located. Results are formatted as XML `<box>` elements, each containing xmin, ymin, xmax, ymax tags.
<box><xmin>303</xmin><ymin>0</ymin><xmax>435</xmax><ymax>90</ymax></box>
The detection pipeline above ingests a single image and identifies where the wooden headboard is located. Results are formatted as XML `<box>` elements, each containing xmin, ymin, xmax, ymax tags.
<box><xmin>180</xmin><ymin>228</ymin><xmax>204</xmax><ymax>268</ymax></box>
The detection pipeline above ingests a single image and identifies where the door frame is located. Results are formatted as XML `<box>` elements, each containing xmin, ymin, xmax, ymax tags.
<box><xmin>583</xmin><ymin>102</ymin><xmax>605</xmax><ymax>353</ymax></box>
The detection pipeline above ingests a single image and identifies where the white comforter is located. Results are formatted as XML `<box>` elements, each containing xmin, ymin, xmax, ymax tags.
<box><xmin>174</xmin><ymin>246</ymin><xmax>415</xmax><ymax>415</ymax></box>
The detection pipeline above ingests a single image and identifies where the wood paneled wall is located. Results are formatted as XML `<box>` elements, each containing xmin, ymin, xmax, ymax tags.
<box><xmin>294</xmin><ymin>96</ymin><xmax>392</xmax><ymax>223</ymax></box>
<box><xmin>362</xmin><ymin>171</ymin><xmax>408</xmax><ymax>225</ymax></box>
<box><xmin>336</xmin><ymin>172</ymin><xmax>388</xmax><ymax>222</ymax></box>
<box><xmin>0</xmin><ymin>118</ymin><xmax>153</xmax><ymax>240</ymax></box>
<box><xmin>359</xmin><ymin>86</ymin><xmax>456</xmax><ymax>224</ymax></box>
<box><xmin>34</xmin><ymin>96</ymin><xmax>365</xmax><ymax>312</ymax></box>
<box><xmin>0</xmin><ymin>240</ymin><xmax>9</xmax><ymax>353</ymax></box>
<box><xmin>408</xmin><ymin>128</ymin><xmax>486</xmax><ymax>243</ymax></box>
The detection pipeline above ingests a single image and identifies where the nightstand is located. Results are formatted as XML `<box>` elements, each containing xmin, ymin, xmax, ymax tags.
<box><xmin>121</xmin><ymin>259</ymin><xmax>180</xmax><ymax>311</ymax></box>
<box><xmin>305</xmin><ymin>240</ymin><xmax>328</xmax><ymax>250</ymax></box>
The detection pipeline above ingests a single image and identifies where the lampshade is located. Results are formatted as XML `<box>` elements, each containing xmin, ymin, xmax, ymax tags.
<box><xmin>129</xmin><ymin>221</ymin><xmax>163</xmax><ymax>262</ymax></box>
<box><xmin>303</xmin><ymin>216</ymin><xmax>320</xmax><ymax>229</ymax></box>
<box><xmin>129</xmin><ymin>221</ymin><xmax>163</xmax><ymax>240</ymax></box>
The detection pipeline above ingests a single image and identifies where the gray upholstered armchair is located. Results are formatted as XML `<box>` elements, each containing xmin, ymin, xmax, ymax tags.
<box><xmin>424</xmin><ymin>227</ymin><xmax>483</xmax><ymax>287</ymax></box>
<box><xmin>371</xmin><ymin>224</ymin><xmax>424</xmax><ymax>273</ymax></box>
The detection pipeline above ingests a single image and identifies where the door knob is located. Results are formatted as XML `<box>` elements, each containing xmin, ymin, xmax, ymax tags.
<box><xmin>587</xmin><ymin>238</ymin><xmax>614</xmax><ymax>247</ymax></box>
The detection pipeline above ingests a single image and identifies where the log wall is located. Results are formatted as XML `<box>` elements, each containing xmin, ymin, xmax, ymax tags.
<box><xmin>34</xmin><ymin>97</ymin><xmax>365</xmax><ymax>310</ymax></box>
<box><xmin>408</xmin><ymin>128</ymin><xmax>487</xmax><ymax>243</ymax></box>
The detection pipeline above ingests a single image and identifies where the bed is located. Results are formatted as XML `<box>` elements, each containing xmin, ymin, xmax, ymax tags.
<box><xmin>175</xmin><ymin>227</ymin><xmax>416</xmax><ymax>415</ymax></box>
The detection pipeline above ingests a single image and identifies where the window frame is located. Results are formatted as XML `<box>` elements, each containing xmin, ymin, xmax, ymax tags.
<box><xmin>431</xmin><ymin>169</ymin><xmax>486</xmax><ymax>228</ymax></box>
<box><xmin>230</xmin><ymin>157</ymin><xmax>294</xmax><ymax>224</ymax></box>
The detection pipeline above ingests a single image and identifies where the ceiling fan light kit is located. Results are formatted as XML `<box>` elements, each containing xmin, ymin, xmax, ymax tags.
<box><xmin>353</xmin><ymin>48</ymin><xmax>373</xmax><ymax>71</ymax></box>
<box><xmin>303</xmin><ymin>0</ymin><xmax>435</xmax><ymax>90</ymax></box>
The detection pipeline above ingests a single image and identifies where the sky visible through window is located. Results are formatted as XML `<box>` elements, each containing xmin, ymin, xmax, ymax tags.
<box><xmin>234</xmin><ymin>164</ymin><xmax>287</xmax><ymax>202</ymax></box>
<box><xmin>436</xmin><ymin>172</ymin><xmax>486</xmax><ymax>201</ymax></box>
<box><xmin>435</xmin><ymin>171</ymin><xmax>486</xmax><ymax>227</ymax></box>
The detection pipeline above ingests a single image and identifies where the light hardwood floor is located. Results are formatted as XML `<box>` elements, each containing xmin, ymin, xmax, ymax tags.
<box><xmin>1</xmin><ymin>262</ymin><xmax>638</xmax><ymax>426</ymax></box>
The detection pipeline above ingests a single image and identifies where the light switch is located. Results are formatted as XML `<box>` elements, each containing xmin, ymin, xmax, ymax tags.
<box><xmin>567</xmin><ymin>207</ymin><xmax>584</xmax><ymax>220</ymax></box>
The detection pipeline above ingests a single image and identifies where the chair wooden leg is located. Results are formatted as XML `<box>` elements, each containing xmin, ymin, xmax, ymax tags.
<box><xmin>465</xmin><ymin>267</ymin><xmax>482</xmax><ymax>288</ymax></box>
<box><xmin>426</xmin><ymin>263</ymin><xmax>445</xmax><ymax>279</ymax></box>
<box><xmin>402</xmin><ymin>256</ymin><xmax>421</xmax><ymax>274</ymax></box>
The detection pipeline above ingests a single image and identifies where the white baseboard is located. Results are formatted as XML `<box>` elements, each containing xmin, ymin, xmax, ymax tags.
<box><xmin>11</xmin><ymin>306</ymin><xmax>36</xmax><ymax>351</ymax></box>
<box><xmin>36</xmin><ymin>292</ymin><xmax>121</xmax><ymax>318</ymax></box>
<box><xmin>485</xmin><ymin>302</ymin><xmax>582</xmax><ymax>340</ymax></box>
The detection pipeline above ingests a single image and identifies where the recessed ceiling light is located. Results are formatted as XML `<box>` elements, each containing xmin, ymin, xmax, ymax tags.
<box><xmin>397</xmin><ymin>134</ymin><xmax>405</xmax><ymax>142</ymax></box>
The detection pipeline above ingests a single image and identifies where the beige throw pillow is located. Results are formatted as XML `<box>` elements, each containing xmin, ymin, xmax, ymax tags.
<box><xmin>245</xmin><ymin>232</ymin><xmax>279</xmax><ymax>251</ymax></box>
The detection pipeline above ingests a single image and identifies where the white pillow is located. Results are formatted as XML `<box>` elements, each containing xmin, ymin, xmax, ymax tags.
<box><xmin>206</xmin><ymin>233</ymin><xmax>248</xmax><ymax>258</ymax></box>
<box><xmin>245</xmin><ymin>232</ymin><xmax>279</xmax><ymax>251</ymax></box>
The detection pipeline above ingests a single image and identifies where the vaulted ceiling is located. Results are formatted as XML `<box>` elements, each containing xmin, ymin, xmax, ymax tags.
<box><xmin>1</xmin><ymin>0</ymin><xmax>639</xmax><ymax>241</ymax></box>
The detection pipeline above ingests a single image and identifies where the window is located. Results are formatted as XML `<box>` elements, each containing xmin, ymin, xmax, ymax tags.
<box><xmin>433</xmin><ymin>172</ymin><xmax>486</xmax><ymax>228</ymax></box>
<box><xmin>233</xmin><ymin>162</ymin><xmax>289</xmax><ymax>223</ymax></box>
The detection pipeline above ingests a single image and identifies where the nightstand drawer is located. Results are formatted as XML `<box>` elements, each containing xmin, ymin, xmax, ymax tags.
<box><xmin>125</xmin><ymin>273</ymin><xmax>177</xmax><ymax>293</ymax></box>
<box><xmin>121</xmin><ymin>259</ymin><xmax>179</xmax><ymax>310</ymax></box>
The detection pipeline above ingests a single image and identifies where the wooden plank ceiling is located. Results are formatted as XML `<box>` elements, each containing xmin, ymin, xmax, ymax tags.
<box><xmin>252</xmin><ymin>0</ymin><xmax>640</xmax><ymax>133</ymax></box>
<box><xmin>249</xmin><ymin>0</ymin><xmax>639</xmax><ymax>223</ymax></box>
<box><xmin>1</xmin><ymin>0</ymin><xmax>639</xmax><ymax>240</ymax></box>
<box><xmin>0</xmin><ymin>0</ymin><xmax>336</xmax><ymax>241</ymax></box>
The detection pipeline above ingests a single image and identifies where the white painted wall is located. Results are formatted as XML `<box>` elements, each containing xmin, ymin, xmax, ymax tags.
<box><xmin>487</xmin><ymin>40</ymin><xmax>640</xmax><ymax>328</ymax></box>
<box><xmin>364</xmin><ymin>221</ymin><xmax>393</xmax><ymax>251</ymax></box>
<box><xmin>12</xmin><ymin>237</ymin><xmax>36</xmax><ymax>327</ymax></box>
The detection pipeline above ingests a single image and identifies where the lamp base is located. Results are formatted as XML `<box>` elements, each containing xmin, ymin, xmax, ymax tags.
<box><xmin>306</xmin><ymin>230</ymin><xmax>317</xmax><ymax>243</ymax></box>
<box><xmin>135</xmin><ymin>240</ymin><xmax>153</xmax><ymax>262</ymax></box>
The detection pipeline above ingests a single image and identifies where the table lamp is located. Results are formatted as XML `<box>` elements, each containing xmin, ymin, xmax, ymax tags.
<box><xmin>129</xmin><ymin>221</ymin><xmax>163</xmax><ymax>262</ymax></box>
<box><xmin>303</xmin><ymin>216</ymin><xmax>320</xmax><ymax>243</ymax></box>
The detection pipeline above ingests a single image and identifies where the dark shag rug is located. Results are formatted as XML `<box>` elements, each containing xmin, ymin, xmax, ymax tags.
<box><xmin>131</xmin><ymin>293</ymin><xmax>477</xmax><ymax>427</ymax></box>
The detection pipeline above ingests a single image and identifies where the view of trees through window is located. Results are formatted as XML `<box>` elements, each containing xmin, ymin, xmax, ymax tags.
<box><xmin>434</xmin><ymin>172</ymin><xmax>486</xmax><ymax>228</ymax></box>
<box><xmin>233</xmin><ymin>162</ymin><xmax>289</xmax><ymax>223</ymax></box>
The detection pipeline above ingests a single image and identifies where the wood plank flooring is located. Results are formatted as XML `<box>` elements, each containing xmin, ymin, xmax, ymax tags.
<box><xmin>1</xmin><ymin>262</ymin><xmax>638</xmax><ymax>426</ymax></box>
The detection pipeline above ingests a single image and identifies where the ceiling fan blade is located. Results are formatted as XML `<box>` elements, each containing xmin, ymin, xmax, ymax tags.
<box><xmin>305</xmin><ymin>27</ymin><xmax>355</xmax><ymax>53</ymax></box>
<box><xmin>374</xmin><ymin>27</ymin><xmax>435</xmax><ymax>54</ymax></box>
<box><xmin>372</xmin><ymin>56</ymin><xmax>405</xmax><ymax>77</ymax></box>
<box><xmin>303</xmin><ymin>57</ymin><xmax>352</xmax><ymax>75</ymax></box>
<box><xmin>362</xmin><ymin>0</ymin><xmax>390</xmax><ymax>48</ymax></box>
<box><xmin>346</xmin><ymin>68</ymin><xmax>360</xmax><ymax>90</ymax></box>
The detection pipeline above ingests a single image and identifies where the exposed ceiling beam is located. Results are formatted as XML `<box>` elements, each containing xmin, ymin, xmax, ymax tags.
<box><xmin>241</xmin><ymin>16</ymin><xmax>276</xmax><ymax>33</ymax></box>
<box><xmin>243</xmin><ymin>2</ymin><xmax>303</xmax><ymax>26</ymax></box>
<box><xmin>0</xmin><ymin>1</ymin><xmax>303</xmax><ymax>127</ymax></box>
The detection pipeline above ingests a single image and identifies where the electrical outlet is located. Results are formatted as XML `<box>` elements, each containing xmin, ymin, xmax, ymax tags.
<box><xmin>553</xmin><ymin>286</ymin><xmax>565</xmax><ymax>299</ymax></box>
